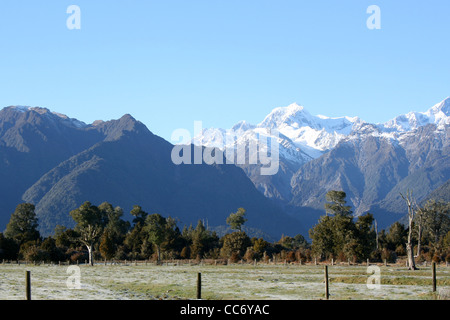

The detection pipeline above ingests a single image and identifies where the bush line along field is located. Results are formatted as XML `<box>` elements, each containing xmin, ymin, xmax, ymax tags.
<box><xmin>1</xmin><ymin>261</ymin><xmax>449</xmax><ymax>300</ymax></box>
<box><xmin>1</xmin><ymin>192</ymin><xmax>448</xmax><ymax>300</ymax></box>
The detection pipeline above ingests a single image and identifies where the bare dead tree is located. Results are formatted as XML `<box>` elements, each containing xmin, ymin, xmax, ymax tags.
<box><xmin>400</xmin><ymin>190</ymin><xmax>418</xmax><ymax>270</ymax></box>
<box><xmin>414</xmin><ymin>206</ymin><xmax>425</xmax><ymax>258</ymax></box>
<box><xmin>374</xmin><ymin>219</ymin><xmax>379</xmax><ymax>250</ymax></box>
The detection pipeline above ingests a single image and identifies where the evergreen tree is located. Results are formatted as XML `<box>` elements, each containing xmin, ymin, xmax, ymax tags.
<box><xmin>161</xmin><ymin>217</ymin><xmax>183</xmax><ymax>259</ymax></box>
<box><xmin>354</xmin><ymin>213</ymin><xmax>377</xmax><ymax>260</ymax></box>
<box><xmin>189</xmin><ymin>220</ymin><xmax>219</xmax><ymax>259</ymax></box>
<box><xmin>226</xmin><ymin>208</ymin><xmax>247</xmax><ymax>231</ymax></box>
<box><xmin>0</xmin><ymin>232</ymin><xmax>19</xmax><ymax>260</ymax></box>
<box><xmin>99</xmin><ymin>229</ymin><xmax>116</xmax><ymax>260</ymax></box>
<box><xmin>310</xmin><ymin>191</ymin><xmax>377</xmax><ymax>262</ymax></box>
<box><xmin>309</xmin><ymin>215</ymin><xmax>335</xmax><ymax>260</ymax></box>
<box><xmin>130</xmin><ymin>205</ymin><xmax>148</xmax><ymax>226</ymax></box>
<box><xmin>421</xmin><ymin>199</ymin><xmax>450</xmax><ymax>248</ymax></box>
<box><xmin>4</xmin><ymin>203</ymin><xmax>40</xmax><ymax>246</ymax></box>
<box><xmin>324</xmin><ymin>191</ymin><xmax>352</xmax><ymax>217</ymax></box>
<box><xmin>54</xmin><ymin>225</ymin><xmax>80</xmax><ymax>250</ymax></box>
<box><xmin>385</xmin><ymin>221</ymin><xmax>407</xmax><ymax>252</ymax></box>
<box><xmin>252</xmin><ymin>237</ymin><xmax>269</xmax><ymax>260</ymax></box>
<box><xmin>191</xmin><ymin>220</ymin><xmax>207</xmax><ymax>259</ymax></box>
<box><xmin>124</xmin><ymin>206</ymin><xmax>149</xmax><ymax>259</ymax></box>
<box><xmin>144</xmin><ymin>213</ymin><xmax>167</xmax><ymax>262</ymax></box>
<box><xmin>98</xmin><ymin>202</ymin><xmax>129</xmax><ymax>258</ymax></box>
<box><xmin>220</xmin><ymin>231</ymin><xmax>251</xmax><ymax>259</ymax></box>
<box><xmin>292</xmin><ymin>234</ymin><xmax>310</xmax><ymax>249</ymax></box>
<box><xmin>40</xmin><ymin>236</ymin><xmax>65</xmax><ymax>262</ymax></box>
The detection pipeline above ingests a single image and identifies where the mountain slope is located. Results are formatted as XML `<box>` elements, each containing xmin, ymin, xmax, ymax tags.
<box><xmin>290</xmin><ymin>123</ymin><xmax>449</xmax><ymax>229</ymax></box>
<box><xmin>424</xmin><ymin>179</ymin><xmax>450</xmax><ymax>203</ymax></box>
<box><xmin>192</xmin><ymin>102</ymin><xmax>364</xmax><ymax>200</ymax></box>
<box><xmin>0</xmin><ymin>106</ymin><xmax>104</xmax><ymax>228</ymax></box>
<box><xmin>0</xmin><ymin>107</ymin><xmax>304</xmax><ymax>238</ymax></box>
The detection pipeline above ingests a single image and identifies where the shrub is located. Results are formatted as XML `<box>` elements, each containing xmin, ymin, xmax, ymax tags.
<box><xmin>369</xmin><ymin>249</ymin><xmax>382</xmax><ymax>262</ymax></box>
<box><xmin>395</xmin><ymin>245</ymin><xmax>406</xmax><ymax>256</ymax></box>
<box><xmin>381</xmin><ymin>248</ymin><xmax>397</xmax><ymax>263</ymax></box>
<box><xmin>432</xmin><ymin>254</ymin><xmax>441</xmax><ymax>263</ymax></box>
<box><xmin>180</xmin><ymin>246</ymin><xmax>190</xmax><ymax>259</ymax></box>
<box><xmin>415</xmin><ymin>254</ymin><xmax>425</xmax><ymax>263</ymax></box>
<box><xmin>244</xmin><ymin>247</ymin><xmax>256</xmax><ymax>262</ymax></box>
<box><xmin>285</xmin><ymin>251</ymin><xmax>296</xmax><ymax>263</ymax></box>
<box><xmin>22</xmin><ymin>245</ymin><xmax>49</xmax><ymax>262</ymax></box>
<box><xmin>70</xmin><ymin>251</ymin><xmax>87</xmax><ymax>263</ymax></box>
<box><xmin>229</xmin><ymin>252</ymin><xmax>240</xmax><ymax>263</ymax></box>
<box><xmin>205</xmin><ymin>248</ymin><xmax>220</xmax><ymax>259</ymax></box>
<box><xmin>113</xmin><ymin>245</ymin><xmax>127</xmax><ymax>260</ymax></box>
<box><xmin>303</xmin><ymin>248</ymin><xmax>312</xmax><ymax>262</ymax></box>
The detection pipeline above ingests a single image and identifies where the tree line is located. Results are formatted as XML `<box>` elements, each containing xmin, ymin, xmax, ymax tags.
<box><xmin>0</xmin><ymin>191</ymin><xmax>449</xmax><ymax>266</ymax></box>
<box><xmin>309</xmin><ymin>191</ymin><xmax>450</xmax><ymax>268</ymax></box>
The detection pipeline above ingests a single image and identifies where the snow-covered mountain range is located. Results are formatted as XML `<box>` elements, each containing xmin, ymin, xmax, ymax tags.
<box><xmin>193</xmin><ymin>97</ymin><xmax>450</xmax><ymax>167</ymax></box>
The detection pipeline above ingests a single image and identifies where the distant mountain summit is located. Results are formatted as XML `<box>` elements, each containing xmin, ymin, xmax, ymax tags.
<box><xmin>5</xmin><ymin>106</ymin><xmax>88</xmax><ymax>128</ymax></box>
<box><xmin>381</xmin><ymin>97</ymin><xmax>450</xmax><ymax>132</ymax></box>
<box><xmin>194</xmin><ymin>102</ymin><xmax>364</xmax><ymax>162</ymax></box>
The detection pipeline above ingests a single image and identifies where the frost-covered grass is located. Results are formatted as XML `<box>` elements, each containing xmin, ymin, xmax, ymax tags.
<box><xmin>0</xmin><ymin>263</ymin><xmax>448</xmax><ymax>300</ymax></box>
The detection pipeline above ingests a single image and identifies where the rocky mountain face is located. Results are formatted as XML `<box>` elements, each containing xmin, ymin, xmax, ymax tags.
<box><xmin>290</xmin><ymin>123</ymin><xmax>449</xmax><ymax>227</ymax></box>
<box><xmin>0</xmin><ymin>106</ymin><xmax>304</xmax><ymax>238</ymax></box>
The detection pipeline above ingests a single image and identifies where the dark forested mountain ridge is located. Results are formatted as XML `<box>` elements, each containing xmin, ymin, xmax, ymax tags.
<box><xmin>0</xmin><ymin>106</ymin><xmax>304</xmax><ymax>238</ymax></box>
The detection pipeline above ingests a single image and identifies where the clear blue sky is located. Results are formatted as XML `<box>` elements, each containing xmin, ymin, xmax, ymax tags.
<box><xmin>0</xmin><ymin>0</ymin><xmax>449</xmax><ymax>141</ymax></box>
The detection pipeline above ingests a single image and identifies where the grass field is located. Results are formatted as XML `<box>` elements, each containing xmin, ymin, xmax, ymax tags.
<box><xmin>1</xmin><ymin>262</ymin><xmax>449</xmax><ymax>300</ymax></box>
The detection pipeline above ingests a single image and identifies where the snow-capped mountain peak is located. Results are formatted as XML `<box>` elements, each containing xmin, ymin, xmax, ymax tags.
<box><xmin>231</xmin><ymin>120</ymin><xmax>256</xmax><ymax>133</ymax></box>
<box><xmin>193</xmin><ymin>98</ymin><xmax>450</xmax><ymax>168</ymax></box>
<box><xmin>382</xmin><ymin>97</ymin><xmax>450</xmax><ymax>132</ymax></box>
<box><xmin>427</xmin><ymin>97</ymin><xmax>450</xmax><ymax>125</ymax></box>
<box><xmin>259</xmin><ymin>103</ymin><xmax>313</xmax><ymax>129</ymax></box>
<box><xmin>193</xmin><ymin>103</ymin><xmax>364</xmax><ymax>165</ymax></box>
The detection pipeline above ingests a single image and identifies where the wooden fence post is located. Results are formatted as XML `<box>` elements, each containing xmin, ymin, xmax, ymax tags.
<box><xmin>432</xmin><ymin>262</ymin><xmax>437</xmax><ymax>292</ymax></box>
<box><xmin>197</xmin><ymin>272</ymin><xmax>202</xmax><ymax>300</ymax></box>
<box><xmin>25</xmin><ymin>271</ymin><xmax>31</xmax><ymax>300</ymax></box>
<box><xmin>324</xmin><ymin>266</ymin><xmax>329</xmax><ymax>300</ymax></box>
